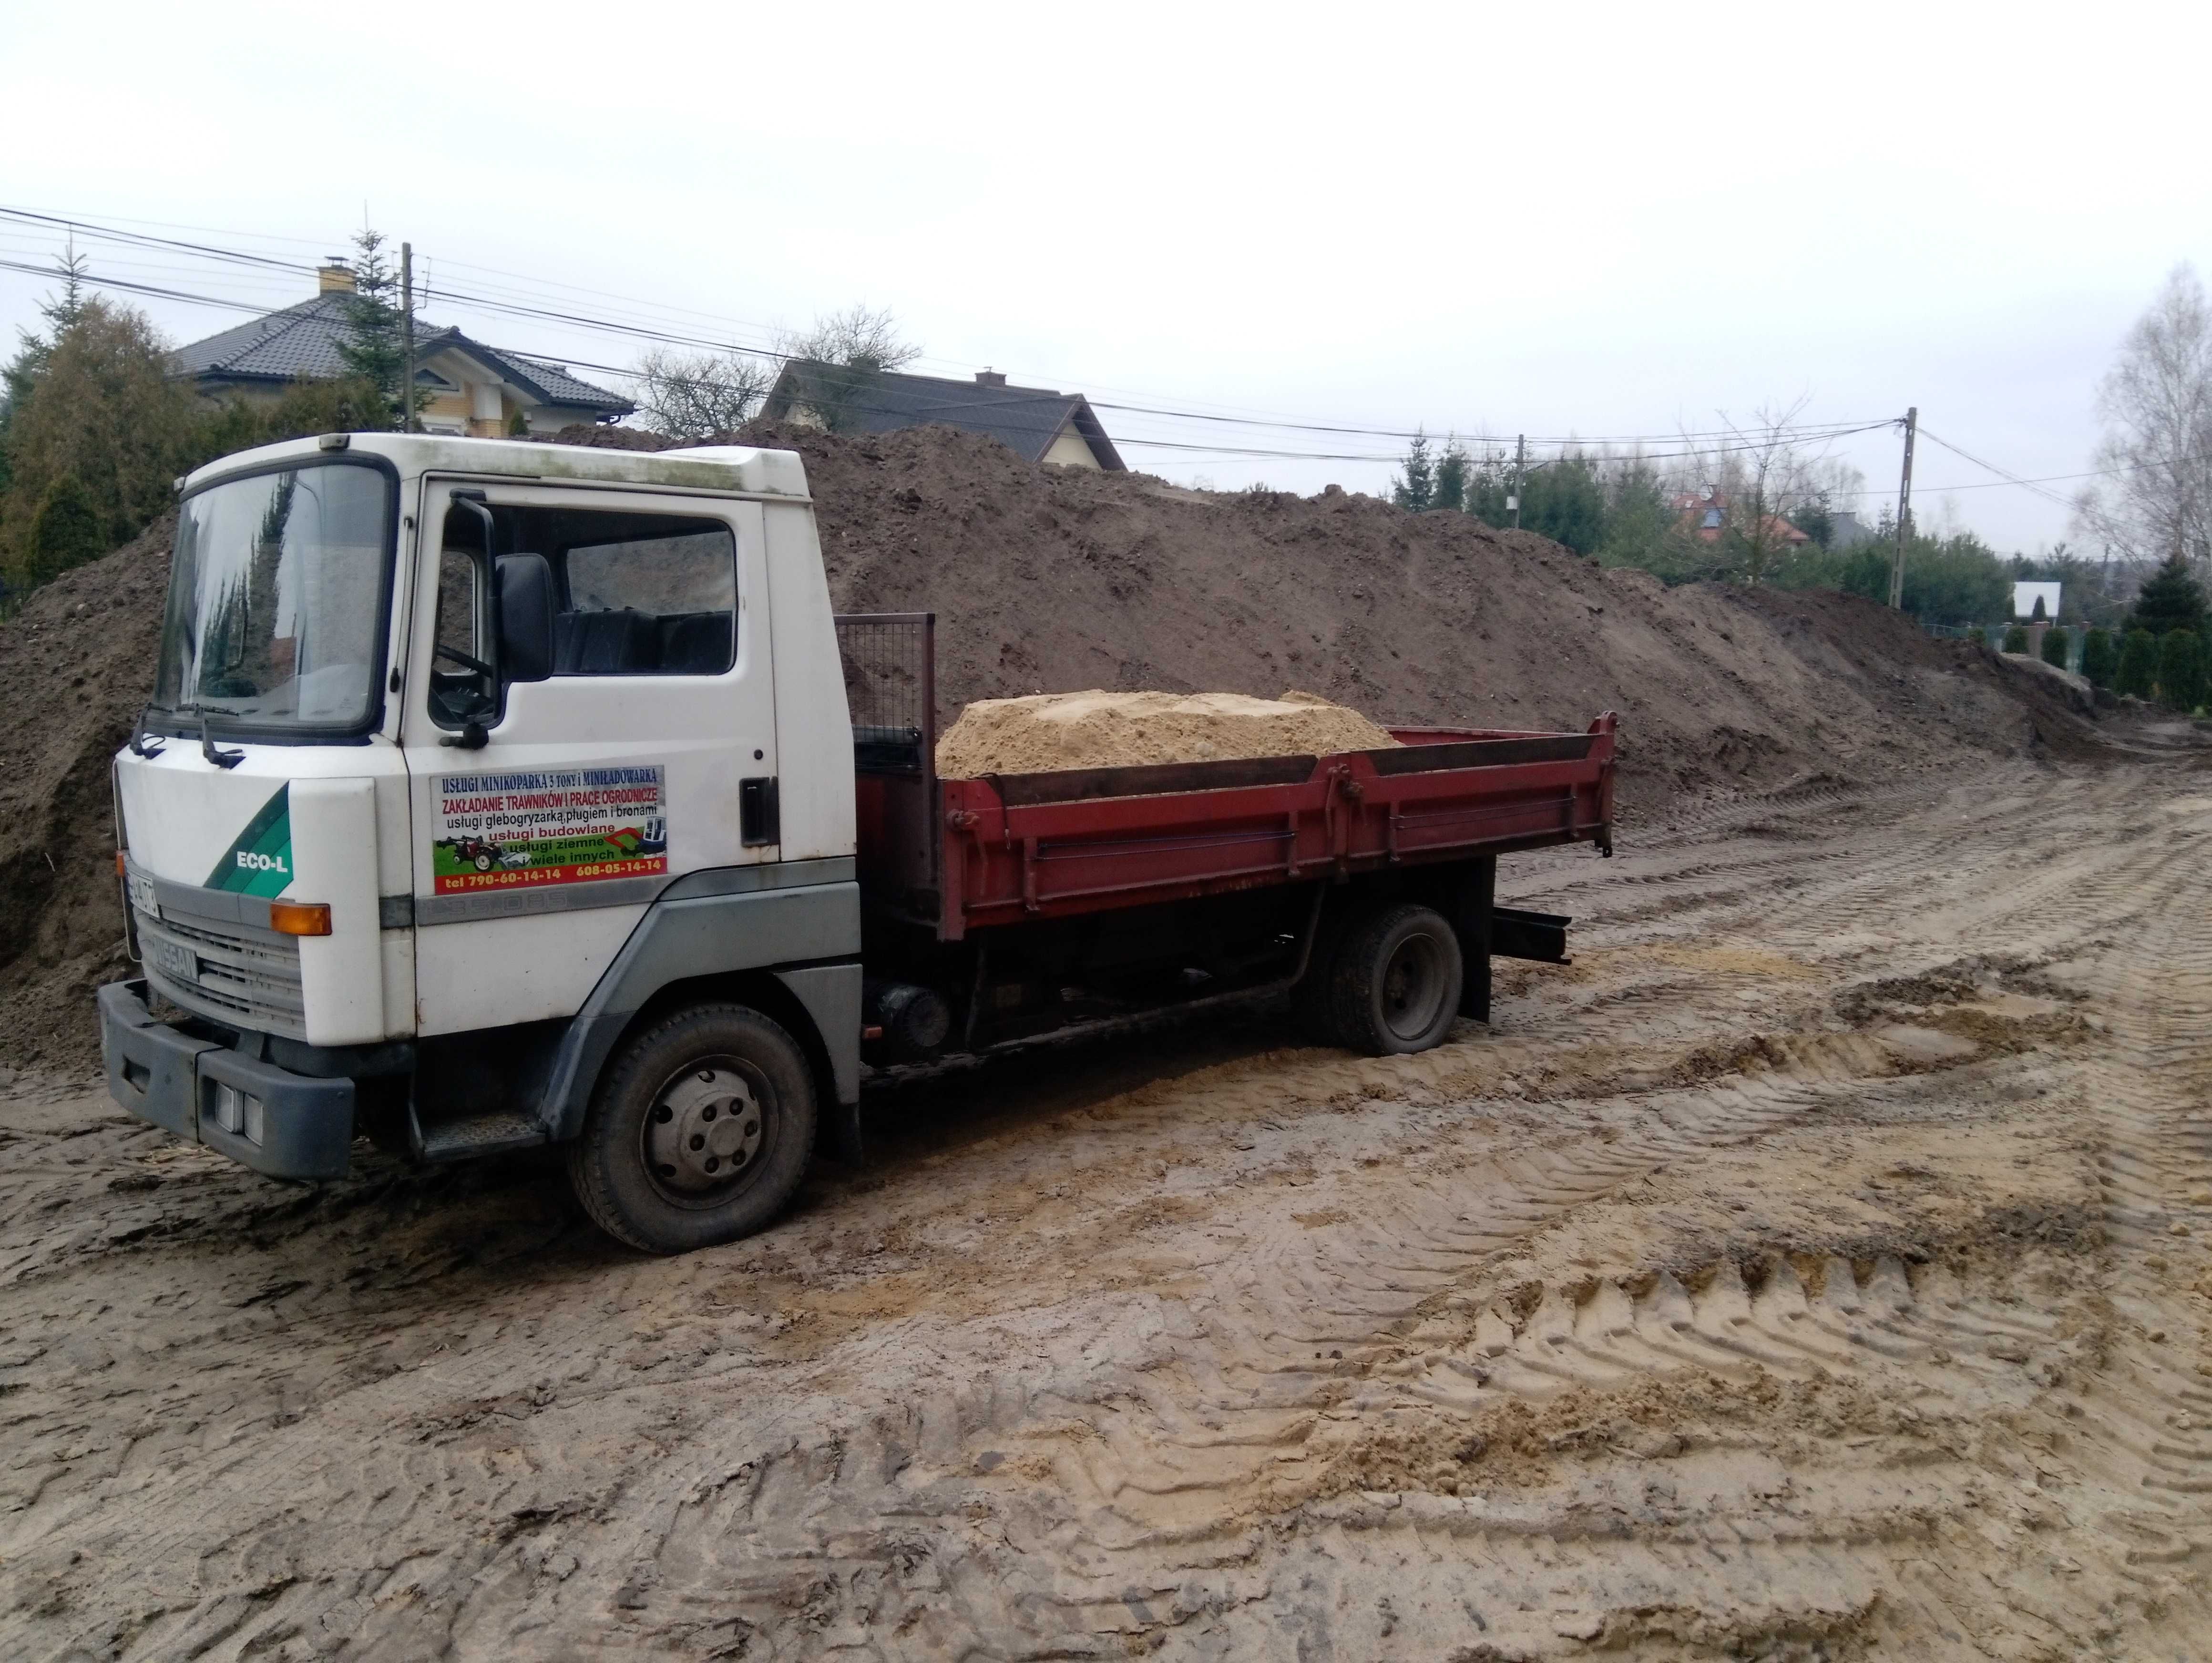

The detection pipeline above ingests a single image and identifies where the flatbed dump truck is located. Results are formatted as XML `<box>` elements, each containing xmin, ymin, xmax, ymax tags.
<box><xmin>101</xmin><ymin>434</ymin><xmax>1617</xmax><ymax>1252</ymax></box>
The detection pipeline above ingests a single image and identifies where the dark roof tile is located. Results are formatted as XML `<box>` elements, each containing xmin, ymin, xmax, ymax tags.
<box><xmin>174</xmin><ymin>295</ymin><xmax>632</xmax><ymax>414</ymax></box>
<box><xmin>763</xmin><ymin>365</ymin><xmax>1123</xmax><ymax>468</ymax></box>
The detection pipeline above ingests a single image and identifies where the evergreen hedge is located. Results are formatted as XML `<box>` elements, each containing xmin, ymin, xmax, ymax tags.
<box><xmin>2039</xmin><ymin>627</ymin><xmax>2070</xmax><ymax>670</ymax></box>
<box><xmin>2081</xmin><ymin>627</ymin><xmax>2117</xmax><ymax>688</ymax></box>
<box><xmin>2160</xmin><ymin>629</ymin><xmax>2206</xmax><ymax>711</ymax></box>
<box><xmin>2116</xmin><ymin>628</ymin><xmax>2160</xmax><ymax>698</ymax></box>
<box><xmin>2002</xmin><ymin>624</ymin><xmax>2030</xmax><ymax>654</ymax></box>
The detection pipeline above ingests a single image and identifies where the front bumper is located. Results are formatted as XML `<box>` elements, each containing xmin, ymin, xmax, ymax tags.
<box><xmin>99</xmin><ymin>979</ymin><xmax>355</xmax><ymax>1181</ymax></box>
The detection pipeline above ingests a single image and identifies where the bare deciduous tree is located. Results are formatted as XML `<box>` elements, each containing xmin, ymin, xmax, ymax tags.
<box><xmin>1686</xmin><ymin>400</ymin><xmax>1860</xmax><ymax>585</ymax></box>
<box><xmin>2077</xmin><ymin>264</ymin><xmax>2212</xmax><ymax>567</ymax></box>
<box><xmin>773</xmin><ymin>307</ymin><xmax>920</xmax><ymax>431</ymax></box>
<box><xmin>630</xmin><ymin>348</ymin><xmax>773</xmax><ymax>440</ymax></box>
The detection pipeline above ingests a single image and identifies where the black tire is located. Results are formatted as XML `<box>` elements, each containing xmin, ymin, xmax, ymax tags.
<box><xmin>1327</xmin><ymin>902</ymin><xmax>1464</xmax><ymax>1056</ymax></box>
<box><xmin>568</xmin><ymin>1003</ymin><xmax>816</xmax><ymax>1253</ymax></box>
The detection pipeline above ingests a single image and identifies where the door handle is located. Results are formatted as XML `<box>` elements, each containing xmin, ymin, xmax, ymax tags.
<box><xmin>740</xmin><ymin>777</ymin><xmax>780</xmax><ymax>847</ymax></box>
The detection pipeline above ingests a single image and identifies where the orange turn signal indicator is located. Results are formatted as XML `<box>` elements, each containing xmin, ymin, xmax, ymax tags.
<box><xmin>269</xmin><ymin>901</ymin><xmax>333</xmax><ymax>937</ymax></box>
<box><xmin>115</xmin><ymin>850</ymin><xmax>127</xmax><ymax>877</ymax></box>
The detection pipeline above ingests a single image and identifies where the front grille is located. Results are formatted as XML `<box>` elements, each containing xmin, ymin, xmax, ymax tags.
<box><xmin>135</xmin><ymin>905</ymin><xmax>306</xmax><ymax>1038</ymax></box>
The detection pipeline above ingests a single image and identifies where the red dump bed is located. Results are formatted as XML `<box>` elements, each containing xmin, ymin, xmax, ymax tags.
<box><xmin>933</xmin><ymin>723</ymin><xmax>1615</xmax><ymax>937</ymax></box>
<box><xmin>839</xmin><ymin>615</ymin><xmax>1617</xmax><ymax>942</ymax></box>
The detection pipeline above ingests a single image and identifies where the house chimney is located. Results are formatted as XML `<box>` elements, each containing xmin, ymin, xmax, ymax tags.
<box><xmin>974</xmin><ymin>369</ymin><xmax>1007</xmax><ymax>388</ymax></box>
<box><xmin>317</xmin><ymin>260</ymin><xmax>357</xmax><ymax>295</ymax></box>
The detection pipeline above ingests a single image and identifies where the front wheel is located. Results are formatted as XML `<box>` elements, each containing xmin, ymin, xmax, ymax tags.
<box><xmin>568</xmin><ymin>1003</ymin><xmax>817</xmax><ymax>1253</ymax></box>
<box><xmin>1328</xmin><ymin>902</ymin><xmax>1464</xmax><ymax>1056</ymax></box>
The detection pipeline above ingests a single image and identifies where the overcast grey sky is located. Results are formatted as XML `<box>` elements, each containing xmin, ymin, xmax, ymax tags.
<box><xmin>5</xmin><ymin>1</ymin><xmax>2206</xmax><ymax>553</ymax></box>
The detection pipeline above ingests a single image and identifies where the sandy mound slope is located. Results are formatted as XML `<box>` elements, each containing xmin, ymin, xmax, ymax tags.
<box><xmin>723</xmin><ymin>423</ymin><xmax>2099</xmax><ymax>802</ymax></box>
<box><xmin>935</xmin><ymin>688</ymin><xmax>1399</xmax><ymax>777</ymax></box>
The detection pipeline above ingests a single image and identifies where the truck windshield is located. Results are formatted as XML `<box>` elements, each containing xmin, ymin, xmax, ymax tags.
<box><xmin>152</xmin><ymin>462</ymin><xmax>390</xmax><ymax>734</ymax></box>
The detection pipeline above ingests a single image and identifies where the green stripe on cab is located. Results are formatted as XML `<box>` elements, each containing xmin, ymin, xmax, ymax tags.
<box><xmin>206</xmin><ymin>784</ymin><xmax>295</xmax><ymax>896</ymax></box>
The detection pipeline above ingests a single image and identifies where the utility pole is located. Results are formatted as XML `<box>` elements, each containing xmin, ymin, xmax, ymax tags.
<box><xmin>400</xmin><ymin>242</ymin><xmax>417</xmax><ymax>434</ymax></box>
<box><xmin>1888</xmin><ymin>406</ymin><xmax>1916</xmax><ymax>609</ymax></box>
<box><xmin>1511</xmin><ymin>433</ymin><xmax>1526</xmax><ymax>530</ymax></box>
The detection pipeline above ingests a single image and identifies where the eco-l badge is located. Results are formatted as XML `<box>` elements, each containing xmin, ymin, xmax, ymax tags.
<box><xmin>206</xmin><ymin>784</ymin><xmax>293</xmax><ymax>897</ymax></box>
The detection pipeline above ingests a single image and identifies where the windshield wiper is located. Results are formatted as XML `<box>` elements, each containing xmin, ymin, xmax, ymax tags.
<box><xmin>200</xmin><ymin>714</ymin><xmax>244</xmax><ymax>770</ymax></box>
<box><xmin>127</xmin><ymin>709</ymin><xmax>164</xmax><ymax>759</ymax></box>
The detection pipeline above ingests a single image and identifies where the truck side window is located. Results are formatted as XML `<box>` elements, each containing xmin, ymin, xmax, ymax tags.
<box><xmin>429</xmin><ymin>540</ymin><xmax>495</xmax><ymax>727</ymax></box>
<box><xmin>557</xmin><ymin>524</ymin><xmax>736</xmax><ymax>677</ymax></box>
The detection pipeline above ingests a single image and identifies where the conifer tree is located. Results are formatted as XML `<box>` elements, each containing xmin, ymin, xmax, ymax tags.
<box><xmin>2116</xmin><ymin>627</ymin><xmax>2161</xmax><ymax>697</ymax></box>
<box><xmin>25</xmin><ymin>473</ymin><xmax>102</xmax><ymax>583</ymax></box>
<box><xmin>2081</xmin><ymin>627</ymin><xmax>2118</xmax><ymax>687</ymax></box>
<box><xmin>2160</xmin><ymin>628</ymin><xmax>2206</xmax><ymax>710</ymax></box>
<box><xmin>0</xmin><ymin>247</ymin><xmax>89</xmax><ymax>493</ymax></box>
<box><xmin>2040</xmin><ymin>626</ymin><xmax>2071</xmax><ymax>669</ymax></box>
<box><xmin>1391</xmin><ymin>429</ymin><xmax>1434</xmax><ymax>512</ymax></box>
<box><xmin>1432</xmin><ymin>438</ymin><xmax>1470</xmax><ymax>513</ymax></box>
<box><xmin>335</xmin><ymin>227</ymin><xmax>409</xmax><ymax>429</ymax></box>
<box><xmin>2127</xmin><ymin>552</ymin><xmax>2207</xmax><ymax>636</ymax></box>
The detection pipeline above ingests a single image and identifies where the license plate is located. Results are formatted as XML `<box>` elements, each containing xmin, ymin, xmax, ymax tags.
<box><xmin>144</xmin><ymin>936</ymin><xmax>196</xmax><ymax>984</ymax></box>
<box><xmin>127</xmin><ymin>872</ymin><xmax>158</xmax><ymax>917</ymax></box>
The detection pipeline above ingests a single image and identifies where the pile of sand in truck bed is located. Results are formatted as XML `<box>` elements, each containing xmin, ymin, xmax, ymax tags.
<box><xmin>0</xmin><ymin>423</ymin><xmax>2106</xmax><ymax>1074</ymax></box>
<box><xmin>934</xmin><ymin>689</ymin><xmax>1399</xmax><ymax>777</ymax></box>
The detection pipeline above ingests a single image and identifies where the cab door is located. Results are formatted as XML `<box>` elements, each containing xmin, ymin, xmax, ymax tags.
<box><xmin>401</xmin><ymin>478</ymin><xmax>775</xmax><ymax>1036</ymax></box>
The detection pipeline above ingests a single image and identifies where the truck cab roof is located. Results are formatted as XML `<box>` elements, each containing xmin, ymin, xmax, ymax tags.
<box><xmin>181</xmin><ymin>431</ymin><xmax>812</xmax><ymax>502</ymax></box>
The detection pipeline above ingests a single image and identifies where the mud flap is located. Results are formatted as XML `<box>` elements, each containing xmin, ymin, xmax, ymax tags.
<box><xmin>818</xmin><ymin>1095</ymin><xmax>866</xmax><ymax>1168</ymax></box>
<box><xmin>774</xmin><ymin>964</ymin><xmax>866</xmax><ymax>1168</ymax></box>
<box><xmin>1447</xmin><ymin>856</ymin><xmax>1496</xmax><ymax>1023</ymax></box>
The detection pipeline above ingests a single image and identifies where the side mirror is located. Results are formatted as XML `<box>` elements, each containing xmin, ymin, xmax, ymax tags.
<box><xmin>497</xmin><ymin>553</ymin><xmax>555</xmax><ymax>683</ymax></box>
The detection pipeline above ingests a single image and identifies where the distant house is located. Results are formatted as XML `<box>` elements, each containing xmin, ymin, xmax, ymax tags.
<box><xmin>174</xmin><ymin>262</ymin><xmax>634</xmax><ymax>435</ymax></box>
<box><xmin>1828</xmin><ymin>509</ymin><xmax>1875</xmax><ymax>548</ymax></box>
<box><xmin>760</xmin><ymin>364</ymin><xmax>1125</xmax><ymax>469</ymax></box>
<box><xmin>1671</xmin><ymin>490</ymin><xmax>1812</xmax><ymax>553</ymax></box>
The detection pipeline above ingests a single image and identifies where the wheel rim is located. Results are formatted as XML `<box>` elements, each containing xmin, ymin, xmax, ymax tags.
<box><xmin>641</xmin><ymin>1055</ymin><xmax>772</xmax><ymax>1209</ymax></box>
<box><xmin>1379</xmin><ymin>929</ymin><xmax>1450</xmax><ymax>1041</ymax></box>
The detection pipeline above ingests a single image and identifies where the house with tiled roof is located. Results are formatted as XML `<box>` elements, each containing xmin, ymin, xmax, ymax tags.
<box><xmin>760</xmin><ymin>363</ymin><xmax>1124</xmax><ymax>469</ymax></box>
<box><xmin>1671</xmin><ymin>490</ymin><xmax>1812</xmax><ymax>553</ymax></box>
<box><xmin>174</xmin><ymin>262</ymin><xmax>633</xmax><ymax>435</ymax></box>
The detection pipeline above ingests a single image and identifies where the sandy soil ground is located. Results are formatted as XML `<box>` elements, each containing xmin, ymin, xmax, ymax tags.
<box><xmin>7</xmin><ymin>742</ymin><xmax>2212</xmax><ymax>1661</ymax></box>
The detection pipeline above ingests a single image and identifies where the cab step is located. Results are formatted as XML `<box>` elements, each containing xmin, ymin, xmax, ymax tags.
<box><xmin>410</xmin><ymin>1109</ymin><xmax>550</xmax><ymax>1163</ymax></box>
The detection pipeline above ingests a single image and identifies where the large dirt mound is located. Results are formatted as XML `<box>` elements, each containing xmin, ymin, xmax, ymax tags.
<box><xmin>0</xmin><ymin>425</ymin><xmax>2101</xmax><ymax>1073</ymax></box>
<box><xmin>0</xmin><ymin>516</ymin><xmax>173</xmax><ymax>1072</ymax></box>
<box><xmin>749</xmin><ymin>421</ymin><xmax>2095</xmax><ymax>792</ymax></box>
<box><xmin>935</xmin><ymin>688</ymin><xmax>1398</xmax><ymax>777</ymax></box>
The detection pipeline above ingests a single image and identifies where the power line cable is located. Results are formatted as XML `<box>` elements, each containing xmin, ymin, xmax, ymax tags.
<box><xmin>15</xmin><ymin>237</ymin><xmax>2185</xmax><ymax>505</ymax></box>
<box><xmin>0</xmin><ymin>205</ymin><xmax>1907</xmax><ymax>452</ymax></box>
<box><xmin>0</xmin><ymin>249</ymin><xmax>1911</xmax><ymax>469</ymax></box>
<box><xmin>1915</xmin><ymin>428</ymin><xmax>2078</xmax><ymax>512</ymax></box>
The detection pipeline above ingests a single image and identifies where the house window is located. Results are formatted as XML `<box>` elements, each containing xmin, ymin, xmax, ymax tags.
<box><xmin>1701</xmin><ymin>508</ymin><xmax>1722</xmax><ymax>529</ymax></box>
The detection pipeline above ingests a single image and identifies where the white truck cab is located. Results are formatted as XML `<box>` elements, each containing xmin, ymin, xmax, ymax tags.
<box><xmin>103</xmin><ymin>433</ymin><xmax>863</xmax><ymax>1251</ymax></box>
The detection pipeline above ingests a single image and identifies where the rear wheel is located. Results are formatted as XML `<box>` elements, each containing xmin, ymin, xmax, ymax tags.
<box><xmin>568</xmin><ymin>1003</ymin><xmax>816</xmax><ymax>1253</ymax></box>
<box><xmin>1328</xmin><ymin>902</ymin><xmax>1464</xmax><ymax>1056</ymax></box>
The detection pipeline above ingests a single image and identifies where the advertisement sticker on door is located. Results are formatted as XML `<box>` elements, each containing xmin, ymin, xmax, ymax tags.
<box><xmin>431</xmin><ymin>766</ymin><xmax>667</xmax><ymax>894</ymax></box>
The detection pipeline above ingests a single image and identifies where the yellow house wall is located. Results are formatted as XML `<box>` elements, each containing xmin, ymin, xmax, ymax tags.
<box><xmin>1042</xmin><ymin>423</ymin><xmax>1102</xmax><ymax>469</ymax></box>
